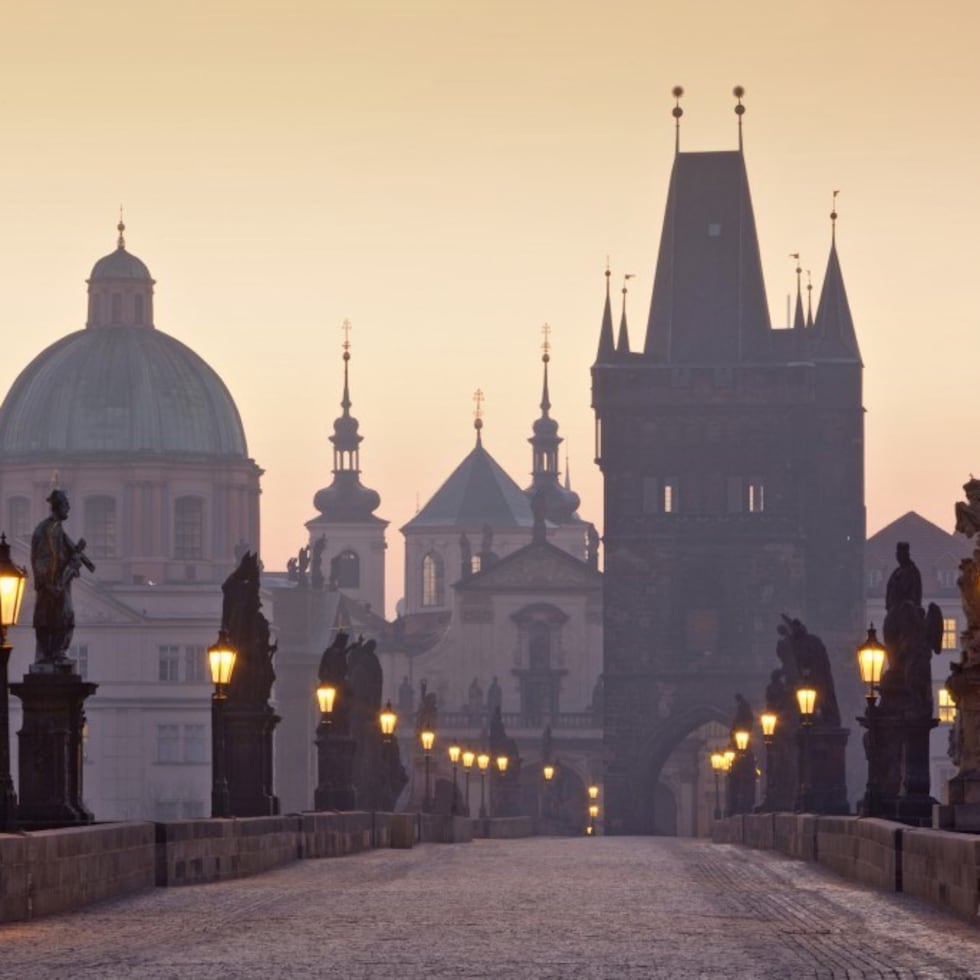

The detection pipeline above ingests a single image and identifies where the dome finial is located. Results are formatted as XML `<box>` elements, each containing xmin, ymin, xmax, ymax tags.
<box><xmin>540</xmin><ymin>323</ymin><xmax>552</xmax><ymax>416</ymax></box>
<box><xmin>340</xmin><ymin>319</ymin><xmax>352</xmax><ymax>413</ymax></box>
<box><xmin>831</xmin><ymin>189</ymin><xmax>840</xmax><ymax>244</ymax></box>
<box><xmin>672</xmin><ymin>85</ymin><xmax>684</xmax><ymax>155</ymax></box>
<box><xmin>117</xmin><ymin>206</ymin><xmax>126</xmax><ymax>250</ymax></box>
<box><xmin>473</xmin><ymin>388</ymin><xmax>485</xmax><ymax>446</ymax></box>
<box><xmin>733</xmin><ymin>85</ymin><xmax>746</xmax><ymax>151</ymax></box>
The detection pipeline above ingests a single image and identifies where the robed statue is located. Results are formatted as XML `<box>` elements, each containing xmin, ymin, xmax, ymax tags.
<box><xmin>31</xmin><ymin>489</ymin><xmax>95</xmax><ymax>666</ymax></box>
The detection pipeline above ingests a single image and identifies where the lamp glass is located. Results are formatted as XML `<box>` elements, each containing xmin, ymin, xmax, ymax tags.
<box><xmin>543</xmin><ymin>764</ymin><xmax>555</xmax><ymax>781</ymax></box>
<box><xmin>588</xmin><ymin>804</ymin><xmax>599</xmax><ymax>819</ymax></box>
<box><xmin>448</xmin><ymin>744</ymin><xmax>461</xmax><ymax>764</ymax></box>
<box><xmin>208</xmin><ymin>637</ymin><xmax>237</xmax><ymax>686</ymax></box>
<box><xmin>723</xmin><ymin>750</ymin><xmax>735</xmax><ymax>770</ymax></box>
<box><xmin>734</xmin><ymin>730</ymin><xmax>750</xmax><ymax>752</ymax></box>
<box><xmin>857</xmin><ymin>626</ymin><xmax>887</xmax><ymax>687</ymax></box>
<box><xmin>710</xmin><ymin>751</ymin><xmax>724</xmax><ymax>771</ymax></box>
<box><xmin>379</xmin><ymin>702</ymin><xmax>397</xmax><ymax>736</ymax></box>
<box><xmin>588</xmin><ymin>784</ymin><xmax>599</xmax><ymax>800</ymax></box>
<box><xmin>496</xmin><ymin>755</ymin><xmax>509</xmax><ymax>773</ymax></box>
<box><xmin>0</xmin><ymin>535</ymin><xmax>27</xmax><ymax>629</ymax></box>
<box><xmin>477</xmin><ymin>752</ymin><xmax>490</xmax><ymax>771</ymax></box>
<box><xmin>760</xmin><ymin>713</ymin><xmax>777</xmax><ymax>738</ymax></box>
<box><xmin>317</xmin><ymin>684</ymin><xmax>337</xmax><ymax>714</ymax></box>
<box><xmin>420</xmin><ymin>729</ymin><xmax>435</xmax><ymax>752</ymax></box>
<box><xmin>461</xmin><ymin>750</ymin><xmax>475</xmax><ymax>770</ymax></box>
<box><xmin>796</xmin><ymin>687</ymin><xmax>817</xmax><ymax>718</ymax></box>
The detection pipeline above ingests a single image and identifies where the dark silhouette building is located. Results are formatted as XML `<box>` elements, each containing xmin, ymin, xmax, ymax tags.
<box><xmin>592</xmin><ymin>100</ymin><xmax>865</xmax><ymax>833</ymax></box>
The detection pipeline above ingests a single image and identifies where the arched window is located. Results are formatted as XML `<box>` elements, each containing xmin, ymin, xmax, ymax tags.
<box><xmin>89</xmin><ymin>294</ymin><xmax>101</xmax><ymax>326</ymax></box>
<box><xmin>111</xmin><ymin>293</ymin><xmax>122</xmax><ymax>323</ymax></box>
<box><xmin>529</xmin><ymin>621</ymin><xmax>551</xmax><ymax>670</ymax></box>
<box><xmin>7</xmin><ymin>496</ymin><xmax>30</xmax><ymax>542</ymax></box>
<box><xmin>334</xmin><ymin>549</ymin><xmax>360</xmax><ymax>588</ymax></box>
<box><xmin>84</xmin><ymin>496</ymin><xmax>116</xmax><ymax>558</ymax></box>
<box><xmin>174</xmin><ymin>496</ymin><xmax>204</xmax><ymax>560</ymax></box>
<box><xmin>134</xmin><ymin>294</ymin><xmax>144</xmax><ymax>325</ymax></box>
<box><xmin>421</xmin><ymin>552</ymin><xmax>444</xmax><ymax>607</ymax></box>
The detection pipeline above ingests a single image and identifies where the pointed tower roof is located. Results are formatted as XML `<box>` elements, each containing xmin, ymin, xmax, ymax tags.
<box><xmin>594</xmin><ymin>267</ymin><xmax>615</xmax><ymax>363</ymax></box>
<box><xmin>813</xmin><ymin>211</ymin><xmax>860</xmax><ymax>361</ymax></box>
<box><xmin>616</xmin><ymin>275</ymin><xmax>633</xmax><ymax>353</ymax></box>
<box><xmin>310</xmin><ymin>325</ymin><xmax>385</xmax><ymax>525</ymax></box>
<box><xmin>644</xmin><ymin>150</ymin><xmax>770</xmax><ymax>361</ymax></box>
<box><xmin>525</xmin><ymin>328</ymin><xmax>581</xmax><ymax>524</ymax></box>
<box><xmin>806</xmin><ymin>270</ymin><xmax>814</xmax><ymax>327</ymax></box>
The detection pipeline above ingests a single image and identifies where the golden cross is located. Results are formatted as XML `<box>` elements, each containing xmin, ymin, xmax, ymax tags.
<box><xmin>473</xmin><ymin>388</ymin><xmax>484</xmax><ymax>422</ymax></box>
<box><xmin>541</xmin><ymin>322</ymin><xmax>551</xmax><ymax>355</ymax></box>
<box><xmin>341</xmin><ymin>319</ymin><xmax>352</xmax><ymax>352</ymax></box>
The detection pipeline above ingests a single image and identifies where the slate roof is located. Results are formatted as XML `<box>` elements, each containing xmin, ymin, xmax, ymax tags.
<box><xmin>402</xmin><ymin>442</ymin><xmax>534</xmax><ymax>530</ymax></box>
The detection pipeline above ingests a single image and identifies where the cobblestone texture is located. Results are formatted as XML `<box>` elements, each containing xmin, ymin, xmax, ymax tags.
<box><xmin>3</xmin><ymin>837</ymin><xmax>980</xmax><ymax>978</ymax></box>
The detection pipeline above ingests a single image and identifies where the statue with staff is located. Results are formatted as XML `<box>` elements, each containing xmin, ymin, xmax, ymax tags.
<box><xmin>31</xmin><ymin>489</ymin><xmax>95</xmax><ymax>666</ymax></box>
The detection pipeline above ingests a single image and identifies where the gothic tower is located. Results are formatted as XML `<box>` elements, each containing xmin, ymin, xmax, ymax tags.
<box><xmin>591</xmin><ymin>92</ymin><xmax>865</xmax><ymax>833</ymax></box>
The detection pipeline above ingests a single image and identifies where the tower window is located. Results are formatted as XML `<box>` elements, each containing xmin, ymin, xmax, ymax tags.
<box><xmin>111</xmin><ymin>293</ymin><xmax>122</xmax><ymax>323</ymax></box>
<box><xmin>663</xmin><ymin>480</ymin><xmax>678</xmax><ymax>514</ymax></box>
<box><xmin>174</xmin><ymin>496</ymin><xmax>204</xmax><ymax>560</ymax></box>
<box><xmin>747</xmin><ymin>480</ymin><xmax>765</xmax><ymax>513</ymax></box>
<box><xmin>334</xmin><ymin>549</ymin><xmax>360</xmax><ymax>588</ymax></box>
<box><xmin>134</xmin><ymin>293</ymin><xmax>144</xmax><ymax>325</ymax></box>
<box><xmin>84</xmin><ymin>495</ymin><xmax>116</xmax><ymax>558</ymax></box>
<box><xmin>90</xmin><ymin>294</ymin><xmax>102</xmax><ymax>326</ymax></box>
<box><xmin>942</xmin><ymin>618</ymin><xmax>958</xmax><ymax>650</ymax></box>
<box><xmin>421</xmin><ymin>552</ymin><xmax>444</xmax><ymax>607</ymax></box>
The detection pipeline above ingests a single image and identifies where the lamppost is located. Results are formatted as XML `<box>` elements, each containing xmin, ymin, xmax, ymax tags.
<box><xmin>732</xmin><ymin>728</ymin><xmax>751</xmax><ymax>815</ymax></box>
<box><xmin>379</xmin><ymin>700</ymin><xmax>398</xmax><ymax>812</ymax></box>
<box><xmin>448</xmin><ymin>743</ymin><xmax>461</xmax><ymax>815</ymax></box>
<box><xmin>461</xmin><ymin>749</ymin><xmax>475</xmax><ymax>816</ymax></box>
<box><xmin>420</xmin><ymin>728</ymin><xmax>435</xmax><ymax>811</ymax></box>
<box><xmin>494</xmin><ymin>754</ymin><xmax>509</xmax><ymax>817</ymax></box>
<box><xmin>0</xmin><ymin>534</ymin><xmax>27</xmax><ymax>833</ymax></box>
<box><xmin>208</xmin><ymin>630</ymin><xmax>237</xmax><ymax>818</ymax></box>
<box><xmin>313</xmin><ymin>680</ymin><xmax>337</xmax><ymax>811</ymax></box>
<box><xmin>760</xmin><ymin>712</ymin><xmax>777</xmax><ymax>811</ymax></box>
<box><xmin>796</xmin><ymin>686</ymin><xmax>817</xmax><ymax>812</ymax></box>
<box><xmin>856</xmin><ymin>624</ymin><xmax>886</xmax><ymax>817</ymax></box>
<box><xmin>722</xmin><ymin>748</ymin><xmax>735</xmax><ymax>817</ymax></box>
<box><xmin>541</xmin><ymin>762</ymin><xmax>556</xmax><ymax>826</ymax></box>
<box><xmin>709</xmin><ymin>751</ymin><xmax>725</xmax><ymax>821</ymax></box>
<box><xmin>477</xmin><ymin>752</ymin><xmax>490</xmax><ymax>819</ymax></box>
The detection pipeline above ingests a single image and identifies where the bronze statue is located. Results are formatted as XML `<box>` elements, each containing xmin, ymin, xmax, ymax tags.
<box><xmin>31</xmin><ymin>490</ymin><xmax>94</xmax><ymax>666</ymax></box>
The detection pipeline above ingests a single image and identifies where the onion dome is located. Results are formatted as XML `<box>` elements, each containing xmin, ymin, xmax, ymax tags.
<box><xmin>311</xmin><ymin>333</ymin><xmax>383</xmax><ymax>523</ymax></box>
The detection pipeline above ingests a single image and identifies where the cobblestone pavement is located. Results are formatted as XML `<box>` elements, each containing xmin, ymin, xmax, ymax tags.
<box><xmin>4</xmin><ymin>837</ymin><xmax>980</xmax><ymax>979</ymax></box>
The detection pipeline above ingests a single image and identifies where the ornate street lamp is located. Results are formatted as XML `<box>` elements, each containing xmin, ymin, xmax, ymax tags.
<box><xmin>796</xmin><ymin>685</ymin><xmax>817</xmax><ymax>812</ymax></box>
<box><xmin>0</xmin><ymin>534</ymin><xmax>27</xmax><ymax>833</ymax></box>
<box><xmin>477</xmin><ymin>751</ymin><xmax>490</xmax><ymax>819</ymax></box>
<box><xmin>759</xmin><ymin>712</ymin><xmax>777</xmax><ymax>812</ymax></box>
<box><xmin>317</xmin><ymin>683</ymin><xmax>338</xmax><ymax>724</ymax></box>
<box><xmin>709</xmin><ymin>751</ymin><xmax>725</xmax><ymax>820</ymax></box>
<box><xmin>857</xmin><ymin>624</ymin><xmax>886</xmax><ymax>817</ymax></box>
<box><xmin>461</xmin><ymin>749</ymin><xmax>475</xmax><ymax>816</ymax></box>
<box><xmin>448</xmin><ymin>743</ymin><xmax>461</xmax><ymax>815</ymax></box>
<box><xmin>378</xmin><ymin>701</ymin><xmax>398</xmax><ymax>812</ymax></box>
<box><xmin>420</xmin><ymin>728</ymin><xmax>435</xmax><ymax>811</ymax></box>
<box><xmin>588</xmin><ymin>784</ymin><xmax>599</xmax><ymax>801</ymax></box>
<box><xmin>588</xmin><ymin>802</ymin><xmax>599</xmax><ymax>836</ymax></box>
<box><xmin>734</xmin><ymin>729</ymin><xmax>750</xmax><ymax>753</ymax></box>
<box><xmin>379</xmin><ymin>701</ymin><xmax>397</xmax><ymax>741</ymax></box>
<box><xmin>760</xmin><ymin>713</ymin><xmax>777</xmax><ymax>743</ymax></box>
<box><xmin>543</xmin><ymin>764</ymin><xmax>555</xmax><ymax>782</ymax></box>
<box><xmin>208</xmin><ymin>629</ymin><xmax>237</xmax><ymax>818</ymax></box>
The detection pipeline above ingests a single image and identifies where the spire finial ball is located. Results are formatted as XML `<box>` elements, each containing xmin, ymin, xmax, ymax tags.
<box><xmin>672</xmin><ymin>85</ymin><xmax>684</xmax><ymax>98</ymax></box>
<box><xmin>733</xmin><ymin>85</ymin><xmax>745</xmax><ymax>98</ymax></box>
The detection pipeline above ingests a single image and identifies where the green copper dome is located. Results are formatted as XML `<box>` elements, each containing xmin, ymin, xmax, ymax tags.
<box><xmin>0</xmin><ymin>326</ymin><xmax>249</xmax><ymax>458</ymax></box>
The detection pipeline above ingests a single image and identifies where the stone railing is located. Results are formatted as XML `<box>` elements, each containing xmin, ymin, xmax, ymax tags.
<box><xmin>437</xmin><ymin>711</ymin><xmax>597</xmax><ymax>731</ymax></box>
<box><xmin>713</xmin><ymin>811</ymin><xmax>980</xmax><ymax>921</ymax></box>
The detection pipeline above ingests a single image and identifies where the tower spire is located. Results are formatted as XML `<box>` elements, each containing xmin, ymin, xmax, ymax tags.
<box><xmin>473</xmin><ymin>388</ymin><xmax>484</xmax><ymax>446</ymax></box>
<box><xmin>790</xmin><ymin>254</ymin><xmax>805</xmax><ymax>330</ymax></box>
<box><xmin>540</xmin><ymin>323</ymin><xmax>552</xmax><ymax>416</ymax></box>
<box><xmin>341</xmin><ymin>319</ymin><xmax>352</xmax><ymax>414</ymax></box>
<box><xmin>672</xmin><ymin>86</ymin><xmax>684</xmax><ymax>155</ymax></box>
<box><xmin>831</xmin><ymin>189</ymin><xmax>839</xmax><ymax>244</ymax></box>
<box><xmin>806</xmin><ymin>269</ymin><xmax>814</xmax><ymax>327</ymax></box>
<box><xmin>617</xmin><ymin>274</ymin><xmax>634</xmax><ymax>353</ymax></box>
<box><xmin>733</xmin><ymin>86</ymin><xmax>745</xmax><ymax>152</ymax></box>
<box><xmin>594</xmin><ymin>263</ymin><xmax>615</xmax><ymax>362</ymax></box>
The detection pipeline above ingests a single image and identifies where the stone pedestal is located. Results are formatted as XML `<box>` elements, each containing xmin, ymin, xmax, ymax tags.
<box><xmin>225</xmin><ymin>705</ymin><xmax>280</xmax><ymax>817</ymax></box>
<box><xmin>10</xmin><ymin>667</ymin><xmax>97</xmax><ymax>830</ymax></box>
<box><xmin>314</xmin><ymin>725</ymin><xmax>356</xmax><ymax>811</ymax></box>
<box><xmin>946</xmin><ymin>663</ymin><xmax>980</xmax><ymax>806</ymax></box>
<box><xmin>797</xmin><ymin>726</ymin><xmax>849</xmax><ymax>814</ymax></box>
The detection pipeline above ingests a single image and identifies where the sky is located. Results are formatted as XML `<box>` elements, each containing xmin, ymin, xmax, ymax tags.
<box><xmin>1</xmin><ymin>1</ymin><xmax>978</xmax><ymax>618</ymax></box>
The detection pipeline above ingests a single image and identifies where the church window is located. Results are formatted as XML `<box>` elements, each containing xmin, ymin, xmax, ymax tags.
<box><xmin>421</xmin><ymin>552</ymin><xmax>444</xmax><ymax>607</ymax></box>
<box><xmin>156</xmin><ymin>724</ymin><xmax>179</xmax><ymax>763</ymax></box>
<box><xmin>84</xmin><ymin>495</ymin><xmax>116</xmax><ymax>558</ymax></box>
<box><xmin>184</xmin><ymin>644</ymin><xmax>207</xmax><ymax>683</ymax></box>
<box><xmin>90</xmin><ymin>294</ymin><xmax>101</xmax><ymax>326</ymax></box>
<box><xmin>663</xmin><ymin>479</ymin><xmax>678</xmax><ymax>514</ymax></box>
<box><xmin>111</xmin><ymin>293</ymin><xmax>122</xmax><ymax>322</ymax></box>
<box><xmin>7</xmin><ymin>496</ymin><xmax>30</xmax><ymax>542</ymax></box>
<box><xmin>174</xmin><ymin>496</ymin><xmax>204</xmax><ymax>560</ymax></box>
<box><xmin>470</xmin><ymin>555</ymin><xmax>482</xmax><ymax>574</ymax></box>
<box><xmin>334</xmin><ymin>549</ymin><xmax>360</xmax><ymax>588</ymax></box>
<box><xmin>134</xmin><ymin>293</ymin><xmax>144</xmax><ymax>325</ymax></box>
<box><xmin>747</xmin><ymin>480</ymin><xmax>765</xmax><ymax>513</ymax></box>
<box><xmin>158</xmin><ymin>645</ymin><xmax>180</xmax><ymax>682</ymax></box>
<box><xmin>942</xmin><ymin>618</ymin><xmax>959</xmax><ymax>651</ymax></box>
<box><xmin>529</xmin><ymin>622</ymin><xmax>551</xmax><ymax>670</ymax></box>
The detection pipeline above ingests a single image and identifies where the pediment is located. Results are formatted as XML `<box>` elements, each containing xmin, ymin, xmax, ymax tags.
<box><xmin>458</xmin><ymin>542</ymin><xmax>600</xmax><ymax>593</ymax></box>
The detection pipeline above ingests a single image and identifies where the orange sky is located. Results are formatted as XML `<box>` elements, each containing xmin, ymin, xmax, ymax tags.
<box><xmin>1</xmin><ymin>1</ymin><xmax>979</xmax><ymax>617</ymax></box>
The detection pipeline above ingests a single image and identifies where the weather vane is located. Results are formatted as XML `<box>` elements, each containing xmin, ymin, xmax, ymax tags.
<box><xmin>341</xmin><ymin>319</ymin><xmax>352</xmax><ymax>356</ymax></box>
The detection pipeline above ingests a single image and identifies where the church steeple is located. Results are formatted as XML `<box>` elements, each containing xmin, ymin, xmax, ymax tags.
<box><xmin>791</xmin><ymin>254</ymin><xmax>805</xmax><ymax>330</ymax></box>
<box><xmin>617</xmin><ymin>275</ymin><xmax>633</xmax><ymax>353</ymax></box>
<box><xmin>813</xmin><ymin>223</ymin><xmax>860</xmax><ymax>361</ymax></box>
<box><xmin>527</xmin><ymin>327</ymin><xmax>580</xmax><ymax>523</ymax></box>
<box><xmin>311</xmin><ymin>323</ymin><xmax>382</xmax><ymax>522</ymax></box>
<box><xmin>594</xmin><ymin>266</ymin><xmax>615</xmax><ymax>363</ymax></box>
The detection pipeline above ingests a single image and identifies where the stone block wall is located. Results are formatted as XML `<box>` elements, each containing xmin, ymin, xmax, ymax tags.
<box><xmin>0</xmin><ymin>823</ymin><xmax>155</xmax><ymax>923</ymax></box>
<box><xmin>902</xmin><ymin>827</ymin><xmax>980</xmax><ymax>920</ymax></box>
<box><xmin>816</xmin><ymin>816</ymin><xmax>899</xmax><ymax>891</ymax></box>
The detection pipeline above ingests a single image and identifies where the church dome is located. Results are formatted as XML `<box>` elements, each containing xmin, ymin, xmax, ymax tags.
<box><xmin>89</xmin><ymin>248</ymin><xmax>152</xmax><ymax>282</ymax></box>
<box><xmin>0</xmin><ymin>326</ymin><xmax>249</xmax><ymax>459</ymax></box>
